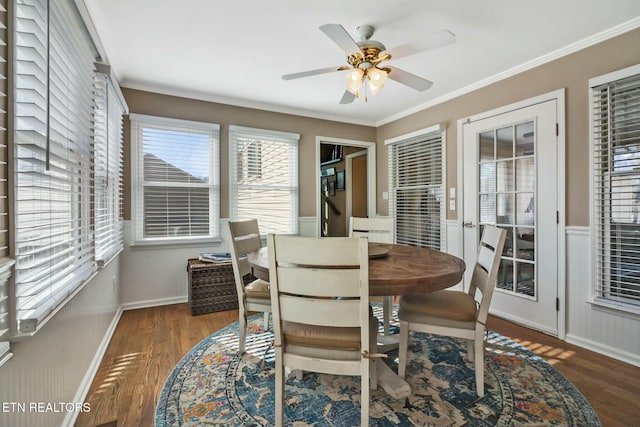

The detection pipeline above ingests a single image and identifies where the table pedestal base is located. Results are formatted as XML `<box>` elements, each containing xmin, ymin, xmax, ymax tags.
<box><xmin>375</xmin><ymin>360</ymin><xmax>411</xmax><ymax>399</ymax></box>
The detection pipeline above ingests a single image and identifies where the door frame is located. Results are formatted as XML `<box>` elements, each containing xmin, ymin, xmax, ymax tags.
<box><xmin>456</xmin><ymin>89</ymin><xmax>566</xmax><ymax>339</ymax></box>
<box><xmin>316</xmin><ymin>136</ymin><xmax>376</xmax><ymax>237</ymax></box>
<box><xmin>345</xmin><ymin>149</ymin><xmax>368</xmax><ymax>231</ymax></box>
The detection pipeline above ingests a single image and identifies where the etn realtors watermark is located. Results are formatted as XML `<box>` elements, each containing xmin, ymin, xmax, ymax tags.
<box><xmin>2</xmin><ymin>401</ymin><xmax>90</xmax><ymax>413</ymax></box>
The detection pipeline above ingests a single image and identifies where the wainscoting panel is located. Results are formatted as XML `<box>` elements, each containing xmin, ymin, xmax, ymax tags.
<box><xmin>565</xmin><ymin>227</ymin><xmax>640</xmax><ymax>367</ymax></box>
<box><xmin>0</xmin><ymin>260</ymin><xmax>121</xmax><ymax>427</ymax></box>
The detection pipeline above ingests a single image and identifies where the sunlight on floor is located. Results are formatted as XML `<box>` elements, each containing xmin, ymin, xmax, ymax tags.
<box><xmin>510</xmin><ymin>338</ymin><xmax>576</xmax><ymax>365</ymax></box>
<box><xmin>92</xmin><ymin>352</ymin><xmax>141</xmax><ymax>395</ymax></box>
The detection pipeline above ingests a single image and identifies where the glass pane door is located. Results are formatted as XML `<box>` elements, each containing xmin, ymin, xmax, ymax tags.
<box><xmin>478</xmin><ymin>121</ymin><xmax>536</xmax><ymax>299</ymax></box>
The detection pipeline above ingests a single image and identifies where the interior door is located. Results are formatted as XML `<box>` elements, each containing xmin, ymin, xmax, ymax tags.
<box><xmin>462</xmin><ymin>99</ymin><xmax>559</xmax><ymax>335</ymax></box>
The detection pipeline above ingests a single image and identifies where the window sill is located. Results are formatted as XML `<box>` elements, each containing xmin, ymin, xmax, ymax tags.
<box><xmin>588</xmin><ymin>297</ymin><xmax>640</xmax><ymax>320</ymax></box>
<box><xmin>130</xmin><ymin>237</ymin><xmax>222</xmax><ymax>249</ymax></box>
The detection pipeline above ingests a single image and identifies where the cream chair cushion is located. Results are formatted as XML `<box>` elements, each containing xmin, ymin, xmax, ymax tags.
<box><xmin>399</xmin><ymin>291</ymin><xmax>477</xmax><ymax>329</ymax></box>
<box><xmin>245</xmin><ymin>278</ymin><xmax>270</xmax><ymax>299</ymax></box>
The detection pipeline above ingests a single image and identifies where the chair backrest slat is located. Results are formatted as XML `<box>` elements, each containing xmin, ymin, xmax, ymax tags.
<box><xmin>349</xmin><ymin>217</ymin><xmax>394</xmax><ymax>244</ymax></box>
<box><xmin>228</xmin><ymin>219</ymin><xmax>262</xmax><ymax>292</ymax></box>
<box><xmin>279</xmin><ymin>295</ymin><xmax>361</xmax><ymax>327</ymax></box>
<box><xmin>469</xmin><ymin>225</ymin><xmax>507</xmax><ymax>324</ymax></box>
<box><xmin>276</xmin><ymin>268</ymin><xmax>362</xmax><ymax>298</ymax></box>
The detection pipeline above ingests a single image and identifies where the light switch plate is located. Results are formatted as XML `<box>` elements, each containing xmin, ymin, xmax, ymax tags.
<box><xmin>382</xmin><ymin>191</ymin><xmax>389</xmax><ymax>200</ymax></box>
<box><xmin>449</xmin><ymin>187</ymin><xmax>456</xmax><ymax>199</ymax></box>
<box><xmin>449</xmin><ymin>199</ymin><xmax>456</xmax><ymax>211</ymax></box>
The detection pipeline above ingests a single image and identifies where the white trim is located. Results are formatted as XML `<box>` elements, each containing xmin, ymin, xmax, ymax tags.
<box><xmin>62</xmin><ymin>306</ymin><xmax>124</xmax><ymax>427</ymax></box>
<box><xmin>457</xmin><ymin>88</ymin><xmax>567</xmax><ymax>339</ymax></box>
<box><xmin>120</xmin><ymin>296</ymin><xmax>188</xmax><ymax>311</ymax></box>
<box><xmin>228</xmin><ymin>125</ymin><xmax>300</xmax><ymax>141</ymax></box>
<box><xmin>128</xmin><ymin>113</ymin><xmax>220</xmax><ymax>131</ymax></box>
<box><xmin>384</xmin><ymin>124</ymin><xmax>444</xmax><ymax>145</ymax></box>
<box><xmin>377</xmin><ymin>17</ymin><xmax>640</xmax><ymax>126</ymax></box>
<box><xmin>122</xmin><ymin>81</ymin><xmax>376</xmax><ymax>127</ymax></box>
<box><xmin>566</xmin><ymin>225</ymin><xmax>590</xmax><ymax>236</ymax></box>
<box><xmin>566</xmin><ymin>333</ymin><xmax>640</xmax><ymax>368</ymax></box>
<box><xmin>589</xmin><ymin>63</ymin><xmax>640</xmax><ymax>88</ymax></box>
<box><xmin>315</xmin><ymin>136</ymin><xmax>377</xmax><ymax>236</ymax></box>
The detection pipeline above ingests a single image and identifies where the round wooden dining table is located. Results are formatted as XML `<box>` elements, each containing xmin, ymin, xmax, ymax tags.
<box><xmin>247</xmin><ymin>242</ymin><xmax>466</xmax><ymax>297</ymax></box>
<box><xmin>247</xmin><ymin>241</ymin><xmax>465</xmax><ymax>400</ymax></box>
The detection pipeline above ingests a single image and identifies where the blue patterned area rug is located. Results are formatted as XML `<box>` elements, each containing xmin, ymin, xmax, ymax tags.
<box><xmin>156</xmin><ymin>305</ymin><xmax>600</xmax><ymax>426</ymax></box>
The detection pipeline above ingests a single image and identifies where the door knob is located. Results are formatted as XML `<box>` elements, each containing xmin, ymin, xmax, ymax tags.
<box><xmin>463</xmin><ymin>221</ymin><xmax>475</xmax><ymax>228</ymax></box>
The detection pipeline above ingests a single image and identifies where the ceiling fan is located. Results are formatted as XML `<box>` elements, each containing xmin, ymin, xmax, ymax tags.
<box><xmin>282</xmin><ymin>24</ymin><xmax>455</xmax><ymax>104</ymax></box>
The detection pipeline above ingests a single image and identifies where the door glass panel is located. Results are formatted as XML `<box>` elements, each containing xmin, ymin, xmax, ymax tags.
<box><xmin>497</xmin><ymin>160</ymin><xmax>514</xmax><ymax>191</ymax></box>
<box><xmin>497</xmin><ymin>193</ymin><xmax>514</xmax><ymax>224</ymax></box>
<box><xmin>496</xmin><ymin>126</ymin><xmax>513</xmax><ymax>160</ymax></box>
<box><xmin>516</xmin><ymin>192</ymin><xmax>534</xmax><ymax>225</ymax></box>
<box><xmin>515</xmin><ymin>262</ymin><xmax>535</xmax><ymax>296</ymax></box>
<box><xmin>479</xmin><ymin>162</ymin><xmax>496</xmax><ymax>192</ymax></box>
<box><xmin>516</xmin><ymin>158</ymin><xmax>534</xmax><ymax>191</ymax></box>
<box><xmin>479</xmin><ymin>131</ymin><xmax>494</xmax><ymax>161</ymax></box>
<box><xmin>497</xmin><ymin>258</ymin><xmax>513</xmax><ymax>291</ymax></box>
<box><xmin>516</xmin><ymin>227</ymin><xmax>535</xmax><ymax>260</ymax></box>
<box><xmin>479</xmin><ymin>194</ymin><xmax>496</xmax><ymax>223</ymax></box>
<box><xmin>478</xmin><ymin>121</ymin><xmax>536</xmax><ymax>300</ymax></box>
<box><xmin>516</xmin><ymin>121</ymin><xmax>535</xmax><ymax>156</ymax></box>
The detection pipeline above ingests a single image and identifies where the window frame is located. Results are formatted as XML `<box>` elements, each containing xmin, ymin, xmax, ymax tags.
<box><xmin>590</xmin><ymin>63</ymin><xmax>640</xmax><ymax>315</ymax></box>
<box><xmin>386</xmin><ymin>124</ymin><xmax>446</xmax><ymax>250</ymax></box>
<box><xmin>228</xmin><ymin>125</ymin><xmax>300</xmax><ymax>235</ymax></box>
<box><xmin>130</xmin><ymin>113</ymin><xmax>221</xmax><ymax>246</ymax></box>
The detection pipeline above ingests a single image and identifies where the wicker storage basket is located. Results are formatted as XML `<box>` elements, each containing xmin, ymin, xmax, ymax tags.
<box><xmin>187</xmin><ymin>258</ymin><xmax>239</xmax><ymax>315</ymax></box>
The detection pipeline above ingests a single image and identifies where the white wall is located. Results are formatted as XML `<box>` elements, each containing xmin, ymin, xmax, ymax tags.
<box><xmin>0</xmin><ymin>259</ymin><xmax>121</xmax><ymax>427</ymax></box>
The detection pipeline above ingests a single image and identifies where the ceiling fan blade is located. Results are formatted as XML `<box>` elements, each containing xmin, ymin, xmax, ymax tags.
<box><xmin>320</xmin><ymin>24</ymin><xmax>361</xmax><ymax>56</ymax></box>
<box><xmin>387</xmin><ymin>67</ymin><xmax>433</xmax><ymax>91</ymax></box>
<box><xmin>387</xmin><ymin>30</ymin><xmax>455</xmax><ymax>60</ymax></box>
<box><xmin>339</xmin><ymin>90</ymin><xmax>355</xmax><ymax>104</ymax></box>
<box><xmin>282</xmin><ymin>66</ymin><xmax>342</xmax><ymax>80</ymax></box>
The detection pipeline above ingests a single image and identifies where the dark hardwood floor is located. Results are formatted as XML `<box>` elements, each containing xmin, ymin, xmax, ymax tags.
<box><xmin>75</xmin><ymin>304</ymin><xmax>640</xmax><ymax>427</ymax></box>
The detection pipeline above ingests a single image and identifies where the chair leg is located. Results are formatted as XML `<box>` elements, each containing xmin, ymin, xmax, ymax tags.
<box><xmin>398</xmin><ymin>320</ymin><xmax>409</xmax><ymax>378</ymax></box>
<box><xmin>263</xmin><ymin>311</ymin><xmax>270</xmax><ymax>331</ymax></box>
<box><xmin>361</xmin><ymin>360</ymin><xmax>370</xmax><ymax>427</ymax></box>
<box><xmin>275</xmin><ymin>347</ymin><xmax>284</xmax><ymax>427</ymax></box>
<box><xmin>466</xmin><ymin>339</ymin><xmax>474</xmax><ymax>362</ymax></box>
<box><xmin>239</xmin><ymin>311</ymin><xmax>247</xmax><ymax>354</ymax></box>
<box><xmin>474</xmin><ymin>330</ymin><xmax>485</xmax><ymax>397</ymax></box>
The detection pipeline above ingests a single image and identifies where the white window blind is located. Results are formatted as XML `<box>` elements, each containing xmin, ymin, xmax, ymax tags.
<box><xmin>14</xmin><ymin>0</ymin><xmax>98</xmax><ymax>333</ymax></box>
<box><xmin>93</xmin><ymin>68</ymin><xmax>125</xmax><ymax>265</ymax></box>
<box><xmin>0</xmin><ymin>0</ymin><xmax>13</xmax><ymax>366</ymax></box>
<box><xmin>131</xmin><ymin>114</ymin><xmax>220</xmax><ymax>243</ymax></box>
<box><xmin>591</xmin><ymin>64</ymin><xmax>640</xmax><ymax>310</ymax></box>
<box><xmin>229</xmin><ymin>125</ymin><xmax>299</xmax><ymax>235</ymax></box>
<box><xmin>388</xmin><ymin>126</ymin><xmax>445</xmax><ymax>250</ymax></box>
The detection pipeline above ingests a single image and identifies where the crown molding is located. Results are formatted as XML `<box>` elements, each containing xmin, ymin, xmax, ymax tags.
<box><xmin>375</xmin><ymin>16</ymin><xmax>640</xmax><ymax>127</ymax></box>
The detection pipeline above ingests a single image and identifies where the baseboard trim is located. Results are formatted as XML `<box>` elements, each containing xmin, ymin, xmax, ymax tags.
<box><xmin>62</xmin><ymin>305</ymin><xmax>124</xmax><ymax>427</ymax></box>
<box><xmin>565</xmin><ymin>333</ymin><xmax>640</xmax><ymax>368</ymax></box>
<box><xmin>121</xmin><ymin>296</ymin><xmax>188</xmax><ymax>311</ymax></box>
<box><xmin>490</xmin><ymin>309</ymin><xmax>558</xmax><ymax>337</ymax></box>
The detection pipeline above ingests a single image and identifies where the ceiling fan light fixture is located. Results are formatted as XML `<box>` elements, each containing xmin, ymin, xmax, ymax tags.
<box><xmin>346</xmin><ymin>69</ymin><xmax>364</xmax><ymax>95</ymax></box>
<box><xmin>367</xmin><ymin>67</ymin><xmax>387</xmax><ymax>95</ymax></box>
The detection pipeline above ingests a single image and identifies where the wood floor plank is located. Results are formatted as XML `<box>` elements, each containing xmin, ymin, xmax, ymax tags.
<box><xmin>75</xmin><ymin>305</ymin><xmax>640</xmax><ymax>427</ymax></box>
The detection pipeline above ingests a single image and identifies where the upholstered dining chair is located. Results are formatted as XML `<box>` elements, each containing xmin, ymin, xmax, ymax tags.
<box><xmin>349</xmin><ymin>216</ymin><xmax>395</xmax><ymax>334</ymax></box>
<box><xmin>227</xmin><ymin>219</ymin><xmax>271</xmax><ymax>354</ymax></box>
<box><xmin>267</xmin><ymin>234</ymin><xmax>379</xmax><ymax>427</ymax></box>
<box><xmin>397</xmin><ymin>225</ymin><xmax>507</xmax><ymax>397</ymax></box>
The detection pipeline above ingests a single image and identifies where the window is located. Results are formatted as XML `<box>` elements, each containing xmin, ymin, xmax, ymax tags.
<box><xmin>387</xmin><ymin>125</ymin><xmax>445</xmax><ymax>249</ymax></box>
<box><xmin>94</xmin><ymin>67</ymin><xmax>126</xmax><ymax>265</ymax></box>
<box><xmin>13</xmin><ymin>0</ymin><xmax>98</xmax><ymax>333</ymax></box>
<box><xmin>130</xmin><ymin>114</ymin><xmax>220</xmax><ymax>243</ymax></box>
<box><xmin>229</xmin><ymin>126</ymin><xmax>299</xmax><ymax>235</ymax></box>
<box><xmin>591</xmin><ymin>64</ymin><xmax>640</xmax><ymax>310</ymax></box>
<box><xmin>0</xmin><ymin>0</ymin><xmax>12</xmax><ymax>365</ymax></box>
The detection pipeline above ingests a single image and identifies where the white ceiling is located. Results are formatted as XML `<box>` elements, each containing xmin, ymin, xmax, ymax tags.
<box><xmin>84</xmin><ymin>0</ymin><xmax>640</xmax><ymax>126</ymax></box>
